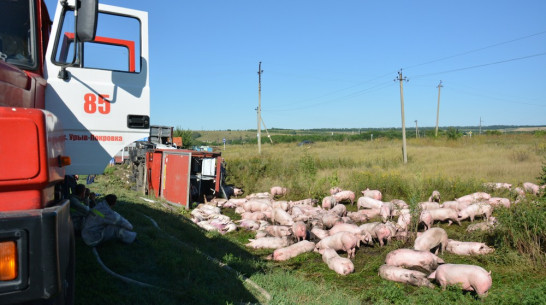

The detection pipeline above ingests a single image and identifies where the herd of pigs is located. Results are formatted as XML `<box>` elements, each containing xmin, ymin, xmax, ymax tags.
<box><xmin>190</xmin><ymin>182</ymin><xmax>545</xmax><ymax>298</ymax></box>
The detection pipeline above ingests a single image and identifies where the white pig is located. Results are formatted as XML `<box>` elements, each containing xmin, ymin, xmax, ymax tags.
<box><xmin>315</xmin><ymin>232</ymin><xmax>359</xmax><ymax>258</ymax></box>
<box><xmin>446</xmin><ymin>239</ymin><xmax>495</xmax><ymax>256</ymax></box>
<box><xmin>272</xmin><ymin>208</ymin><xmax>294</xmax><ymax>226</ymax></box>
<box><xmin>245</xmin><ymin>237</ymin><xmax>289</xmax><ymax>249</ymax></box>
<box><xmin>414</xmin><ymin>227</ymin><xmax>448</xmax><ymax>254</ymax></box>
<box><xmin>264</xmin><ymin>225</ymin><xmax>292</xmax><ymax>237</ymax></box>
<box><xmin>428</xmin><ymin>190</ymin><xmax>441</xmax><ymax>203</ymax></box>
<box><xmin>428</xmin><ymin>264</ymin><xmax>492</xmax><ymax>297</ymax></box>
<box><xmin>330</xmin><ymin>204</ymin><xmax>347</xmax><ymax>217</ymax></box>
<box><xmin>425</xmin><ymin>208</ymin><xmax>461</xmax><ymax>226</ymax></box>
<box><xmin>322</xmin><ymin>195</ymin><xmax>338</xmax><ymax>210</ymax></box>
<box><xmin>385</xmin><ymin>248</ymin><xmax>445</xmax><ymax>272</ymax></box>
<box><xmin>271</xmin><ymin>240</ymin><xmax>315</xmax><ymax>261</ymax></box>
<box><xmin>361</xmin><ymin>188</ymin><xmax>382</xmax><ymax>201</ymax></box>
<box><xmin>333</xmin><ymin>190</ymin><xmax>356</xmax><ymax>205</ymax></box>
<box><xmin>321</xmin><ymin>248</ymin><xmax>354</xmax><ymax>275</ymax></box>
<box><xmin>458</xmin><ymin>203</ymin><xmax>492</xmax><ymax>222</ymax></box>
<box><xmin>378</xmin><ymin>264</ymin><xmax>435</xmax><ymax>288</ymax></box>
<box><xmin>270</xmin><ymin>186</ymin><xmax>287</xmax><ymax>197</ymax></box>
<box><xmin>357</xmin><ymin>196</ymin><xmax>383</xmax><ymax>210</ymax></box>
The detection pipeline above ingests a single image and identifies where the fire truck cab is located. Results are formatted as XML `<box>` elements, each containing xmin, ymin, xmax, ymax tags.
<box><xmin>0</xmin><ymin>0</ymin><xmax>149</xmax><ymax>303</ymax></box>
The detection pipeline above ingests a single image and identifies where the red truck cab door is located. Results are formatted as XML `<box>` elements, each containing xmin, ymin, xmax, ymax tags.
<box><xmin>44</xmin><ymin>0</ymin><xmax>150</xmax><ymax>175</ymax></box>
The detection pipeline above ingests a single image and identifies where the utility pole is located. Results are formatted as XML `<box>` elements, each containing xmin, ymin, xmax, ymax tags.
<box><xmin>260</xmin><ymin>115</ymin><xmax>274</xmax><ymax>144</ymax></box>
<box><xmin>479</xmin><ymin>117</ymin><xmax>483</xmax><ymax>135</ymax></box>
<box><xmin>415</xmin><ymin>120</ymin><xmax>419</xmax><ymax>139</ymax></box>
<box><xmin>435</xmin><ymin>80</ymin><xmax>443</xmax><ymax>137</ymax></box>
<box><xmin>257</xmin><ymin>62</ymin><xmax>263</xmax><ymax>154</ymax></box>
<box><xmin>395</xmin><ymin>69</ymin><xmax>408</xmax><ymax>164</ymax></box>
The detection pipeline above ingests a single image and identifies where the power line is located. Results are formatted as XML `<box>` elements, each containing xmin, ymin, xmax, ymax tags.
<box><xmin>403</xmin><ymin>30</ymin><xmax>546</xmax><ymax>70</ymax></box>
<box><xmin>412</xmin><ymin>51</ymin><xmax>546</xmax><ymax>79</ymax></box>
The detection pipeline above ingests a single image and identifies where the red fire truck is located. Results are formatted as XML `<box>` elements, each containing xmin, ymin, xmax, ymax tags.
<box><xmin>0</xmin><ymin>0</ymin><xmax>149</xmax><ymax>303</ymax></box>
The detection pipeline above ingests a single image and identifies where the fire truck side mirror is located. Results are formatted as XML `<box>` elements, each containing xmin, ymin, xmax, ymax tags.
<box><xmin>76</xmin><ymin>0</ymin><xmax>98</xmax><ymax>42</ymax></box>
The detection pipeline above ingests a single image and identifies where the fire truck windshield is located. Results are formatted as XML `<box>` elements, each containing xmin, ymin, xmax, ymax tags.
<box><xmin>0</xmin><ymin>0</ymin><xmax>37</xmax><ymax>69</ymax></box>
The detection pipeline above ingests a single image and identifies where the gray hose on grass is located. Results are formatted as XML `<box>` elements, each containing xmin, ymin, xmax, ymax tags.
<box><xmin>139</xmin><ymin>213</ymin><xmax>272</xmax><ymax>303</ymax></box>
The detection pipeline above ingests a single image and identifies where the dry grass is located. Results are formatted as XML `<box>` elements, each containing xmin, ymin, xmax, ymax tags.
<box><xmin>222</xmin><ymin>135</ymin><xmax>544</xmax><ymax>191</ymax></box>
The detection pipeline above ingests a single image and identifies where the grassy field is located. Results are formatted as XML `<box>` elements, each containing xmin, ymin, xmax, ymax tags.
<box><xmin>74</xmin><ymin>134</ymin><xmax>546</xmax><ymax>305</ymax></box>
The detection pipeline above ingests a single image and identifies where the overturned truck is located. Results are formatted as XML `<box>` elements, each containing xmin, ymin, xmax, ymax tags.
<box><xmin>130</xmin><ymin>126</ymin><xmax>226</xmax><ymax>208</ymax></box>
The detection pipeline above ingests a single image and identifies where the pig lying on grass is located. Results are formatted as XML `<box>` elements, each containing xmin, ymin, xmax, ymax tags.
<box><xmin>321</xmin><ymin>248</ymin><xmax>354</xmax><ymax>275</ymax></box>
<box><xmin>385</xmin><ymin>248</ymin><xmax>445</xmax><ymax>272</ymax></box>
<box><xmin>271</xmin><ymin>240</ymin><xmax>315</xmax><ymax>261</ymax></box>
<box><xmin>446</xmin><ymin>239</ymin><xmax>494</xmax><ymax>256</ymax></box>
<box><xmin>378</xmin><ymin>265</ymin><xmax>435</xmax><ymax>288</ymax></box>
<box><xmin>428</xmin><ymin>264</ymin><xmax>492</xmax><ymax>297</ymax></box>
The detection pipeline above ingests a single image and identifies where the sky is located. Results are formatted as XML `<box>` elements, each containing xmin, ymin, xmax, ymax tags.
<box><xmin>45</xmin><ymin>0</ymin><xmax>546</xmax><ymax>130</ymax></box>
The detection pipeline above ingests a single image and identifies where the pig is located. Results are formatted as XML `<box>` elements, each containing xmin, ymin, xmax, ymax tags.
<box><xmin>380</xmin><ymin>202</ymin><xmax>394</xmax><ymax>222</ymax></box>
<box><xmin>321</xmin><ymin>213</ymin><xmax>341</xmax><ymax>229</ymax></box>
<box><xmin>419</xmin><ymin>210</ymin><xmax>433</xmax><ymax>230</ymax></box>
<box><xmin>362</xmin><ymin>188</ymin><xmax>383</xmax><ymax>201</ymax></box>
<box><xmin>237</xmin><ymin>219</ymin><xmax>261</xmax><ymax>231</ymax></box>
<box><xmin>385</xmin><ymin>248</ymin><xmax>445</xmax><ymax>272</ymax></box>
<box><xmin>270</xmin><ymin>186</ymin><xmax>287</xmax><ymax>197</ymax></box>
<box><xmin>425</xmin><ymin>208</ymin><xmax>461</xmax><ymax>226</ymax></box>
<box><xmin>347</xmin><ymin>210</ymin><xmax>370</xmax><ymax>223</ymax></box>
<box><xmin>246</xmin><ymin>192</ymin><xmax>272</xmax><ymax>200</ymax></box>
<box><xmin>322</xmin><ymin>196</ymin><xmax>338</xmax><ymax>210</ymax></box>
<box><xmin>428</xmin><ymin>264</ymin><xmax>492</xmax><ymax>297</ymax></box>
<box><xmin>487</xmin><ymin>197</ymin><xmax>511</xmax><ymax>209</ymax></box>
<box><xmin>357</xmin><ymin>196</ymin><xmax>383</xmax><ymax>210</ymax></box>
<box><xmin>233</xmin><ymin>187</ymin><xmax>244</xmax><ymax>196</ymax></box>
<box><xmin>329</xmin><ymin>187</ymin><xmax>343</xmax><ymax>195</ymax></box>
<box><xmin>414</xmin><ymin>227</ymin><xmax>448</xmax><ymax>254</ymax></box>
<box><xmin>428</xmin><ymin>190</ymin><xmax>441</xmax><ymax>203</ymax></box>
<box><xmin>271</xmin><ymin>240</ymin><xmax>315</xmax><ymax>261</ymax></box>
<box><xmin>523</xmin><ymin>182</ymin><xmax>540</xmax><ymax>195</ymax></box>
<box><xmin>390</xmin><ymin>199</ymin><xmax>409</xmax><ymax>209</ymax></box>
<box><xmin>292</xmin><ymin>221</ymin><xmax>307</xmax><ymax>242</ymax></box>
<box><xmin>330</xmin><ymin>203</ymin><xmax>347</xmax><ymax>217</ymax></box>
<box><xmin>241</xmin><ymin>212</ymin><xmax>268</xmax><ymax>221</ymax></box>
<box><xmin>272</xmin><ymin>208</ymin><xmax>294</xmax><ymax>226</ymax></box>
<box><xmin>378</xmin><ymin>264</ymin><xmax>435</xmax><ymax>288</ymax></box>
<box><xmin>484</xmin><ymin>182</ymin><xmax>512</xmax><ymax>190</ymax></box>
<box><xmin>271</xmin><ymin>200</ymin><xmax>289</xmax><ymax>211</ymax></box>
<box><xmin>264</xmin><ymin>225</ymin><xmax>292</xmax><ymax>237</ymax></box>
<box><xmin>333</xmin><ymin>190</ymin><xmax>356</xmax><ymax>205</ymax></box>
<box><xmin>328</xmin><ymin>223</ymin><xmax>362</xmax><ymax>236</ymax></box>
<box><xmin>321</xmin><ymin>248</ymin><xmax>354</xmax><ymax>275</ymax></box>
<box><xmin>397</xmin><ymin>213</ymin><xmax>411</xmax><ymax>231</ymax></box>
<box><xmin>457</xmin><ymin>192</ymin><xmax>491</xmax><ymax>204</ymax></box>
<box><xmin>310</xmin><ymin>227</ymin><xmax>330</xmax><ymax>240</ymax></box>
<box><xmin>371</xmin><ymin>223</ymin><xmax>394</xmax><ymax>246</ymax></box>
<box><xmin>243</xmin><ymin>199</ymin><xmax>272</xmax><ymax>213</ymax></box>
<box><xmin>419</xmin><ymin>201</ymin><xmax>441</xmax><ymax>210</ymax></box>
<box><xmin>351</xmin><ymin>208</ymin><xmax>381</xmax><ymax>221</ymax></box>
<box><xmin>458</xmin><ymin>203</ymin><xmax>492</xmax><ymax>222</ymax></box>
<box><xmin>446</xmin><ymin>239</ymin><xmax>495</xmax><ymax>256</ymax></box>
<box><xmin>440</xmin><ymin>200</ymin><xmax>467</xmax><ymax>212</ymax></box>
<box><xmin>466</xmin><ymin>217</ymin><xmax>498</xmax><ymax>232</ymax></box>
<box><xmin>245</xmin><ymin>237</ymin><xmax>290</xmax><ymax>249</ymax></box>
<box><xmin>315</xmin><ymin>231</ymin><xmax>359</xmax><ymax>258</ymax></box>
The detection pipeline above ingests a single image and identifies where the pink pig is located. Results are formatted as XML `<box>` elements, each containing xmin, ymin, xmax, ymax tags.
<box><xmin>270</xmin><ymin>186</ymin><xmax>287</xmax><ymax>197</ymax></box>
<box><xmin>428</xmin><ymin>264</ymin><xmax>492</xmax><ymax>297</ymax></box>
<box><xmin>333</xmin><ymin>190</ymin><xmax>356</xmax><ymax>205</ymax></box>
<box><xmin>414</xmin><ymin>227</ymin><xmax>449</xmax><ymax>254</ymax></box>
<box><xmin>272</xmin><ymin>240</ymin><xmax>315</xmax><ymax>261</ymax></box>
<box><xmin>385</xmin><ymin>248</ymin><xmax>445</xmax><ymax>272</ymax></box>
<box><xmin>321</xmin><ymin>248</ymin><xmax>354</xmax><ymax>275</ymax></box>
<box><xmin>361</xmin><ymin>188</ymin><xmax>382</xmax><ymax>200</ymax></box>
<box><xmin>292</xmin><ymin>221</ymin><xmax>307</xmax><ymax>242</ymax></box>
<box><xmin>379</xmin><ymin>264</ymin><xmax>435</xmax><ymax>288</ymax></box>
<box><xmin>446</xmin><ymin>239</ymin><xmax>495</xmax><ymax>256</ymax></box>
<box><xmin>315</xmin><ymin>231</ymin><xmax>358</xmax><ymax>258</ymax></box>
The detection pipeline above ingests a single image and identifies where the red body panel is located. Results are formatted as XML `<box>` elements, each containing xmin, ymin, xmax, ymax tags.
<box><xmin>0</xmin><ymin>108</ymin><xmax>65</xmax><ymax>211</ymax></box>
<box><xmin>146</xmin><ymin>151</ymin><xmax>163</xmax><ymax>198</ymax></box>
<box><xmin>161</xmin><ymin>152</ymin><xmax>191</xmax><ymax>207</ymax></box>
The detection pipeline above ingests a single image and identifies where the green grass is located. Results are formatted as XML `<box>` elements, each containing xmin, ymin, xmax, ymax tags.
<box><xmin>75</xmin><ymin>135</ymin><xmax>546</xmax><ymax>304</ymax></box>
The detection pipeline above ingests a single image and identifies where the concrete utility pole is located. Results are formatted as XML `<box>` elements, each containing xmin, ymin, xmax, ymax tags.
<box><xmin>415</xmin><ymin>120</ymin><xmax>419</xmax><ymax>139</ymax></box>
<box><xmin>395</xmin><ymin>70</ymin><xmax>408</xmax><ymax>164</ymax></box>
<box><xmin>257</xmin><ymin>62</ymin><xmax>263</xmax><ymax>154</ymax></box>
<box><xmin>479</xmin><ymin>117</ymin><xmax>483</xmax><ymax>135</ymax></box>
<box><xmin>435</xmin><ymin>80</ymin><xmax>443</xmax><ymax>137</ymax></box>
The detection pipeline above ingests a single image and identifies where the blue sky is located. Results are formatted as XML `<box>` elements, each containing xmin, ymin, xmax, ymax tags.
<box><xmin>45</xmin><ymin>0</ymin><xmax>546</xmax><ymax>130</ymax></box>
